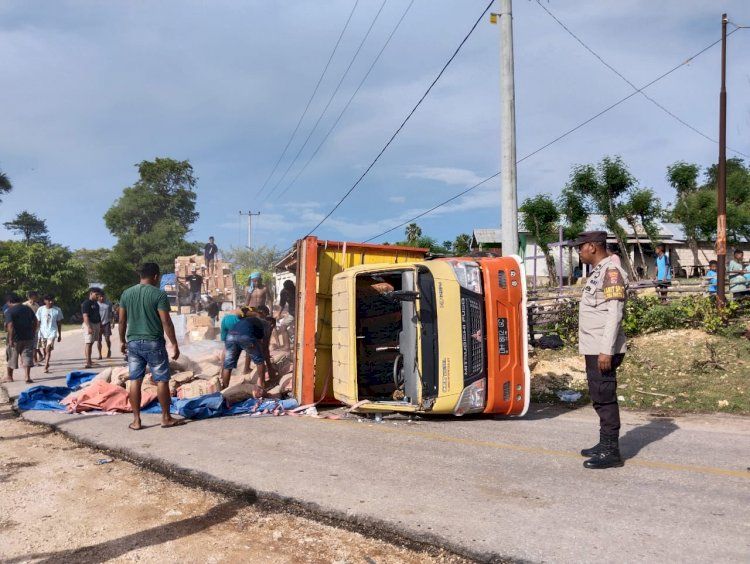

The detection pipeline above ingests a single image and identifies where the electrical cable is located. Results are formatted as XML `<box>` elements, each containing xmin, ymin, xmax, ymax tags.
<box><xmin>255</xmin><ymin>0</ymin><xmax>361</xmax><ymax>199</ymax></box>
<box><xmin>263</xmin><ymin>0</ymin><xmax>389</xmax><ymax>202</ymax></box>
<box><xmin>305</xmin><ymin>0</ymin><xmax>495</xmax><ymax>236</ymax></box>
<box><xmin>535</xmin><ymin>0</ymin><xmax>749</xmax><ymax>159</ymax></box>
<box><xmin>274</xmin><ymin>0</ymin><xmax>416</xmax><ymax>201</ymax></box>
<box><xmin>363</xmin><ymin>30</ymin><xmax>738</xmax><ymax>243</ymax></box>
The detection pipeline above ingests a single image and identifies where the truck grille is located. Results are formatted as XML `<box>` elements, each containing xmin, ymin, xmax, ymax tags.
<box><xmin>461</xmin><ymin>290</ymin><xmax>485</xmax><ymax>383</ymax></box>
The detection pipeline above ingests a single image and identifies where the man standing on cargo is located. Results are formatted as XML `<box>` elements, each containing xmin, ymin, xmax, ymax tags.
<box><xmin>119</xmin><ymin>263</ymin><xmax>183</xmax><ymax>430</ymax></box>
<box><xmin>204</xmin><ymin>236</ymin><xmax>218</xmax><ymax>275</ymax></box>
<box><xmin>576</xmin><ymin>231</ymin><xmax>628</xmax><ymax>469</ymax></box>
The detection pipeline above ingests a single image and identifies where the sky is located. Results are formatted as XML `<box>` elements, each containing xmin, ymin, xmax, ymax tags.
<box><xmin>1</xmin><ymin>0</ymin><xmax>749</xmax><ymax>252</ymax></box>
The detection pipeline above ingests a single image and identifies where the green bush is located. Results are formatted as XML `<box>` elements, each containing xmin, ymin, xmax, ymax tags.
<box><xmin>541</xmin><ymin>294</ymin><xmax>745</xmax><ymax>344</ymax></box>
<box><xmin>624</xmin><ymin>294</ymin><xmax>740</xmax><ymax>336</ymax></box>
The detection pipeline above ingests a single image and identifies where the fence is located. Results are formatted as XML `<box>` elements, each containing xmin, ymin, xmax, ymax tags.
<box><xmin>527</xmin><ymin>281</ymin><xmax>750</xmax><ymax>345</ymax></box>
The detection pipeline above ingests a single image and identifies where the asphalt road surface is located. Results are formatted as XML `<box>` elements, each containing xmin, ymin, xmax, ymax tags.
<box><xmin>4</xmin><ymin>331</ymin><xmax>749</xmax><ymax>563</ymax></box>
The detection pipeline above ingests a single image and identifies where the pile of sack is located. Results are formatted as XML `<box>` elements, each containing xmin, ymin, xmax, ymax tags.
<box><xmin>87</xmin><ymin>341</ymin><xmax>295</xmax><ymax>407</ymax></box>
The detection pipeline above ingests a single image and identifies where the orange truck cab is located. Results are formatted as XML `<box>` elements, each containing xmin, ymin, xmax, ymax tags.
<box><xmin>281</xmin><ymin>237</ymin><xmax>530</xmax><ymax>417</ymax></box>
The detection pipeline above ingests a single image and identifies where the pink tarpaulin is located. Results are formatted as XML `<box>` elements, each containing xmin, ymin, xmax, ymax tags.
<box><xmin>61</xmin><ymin>380</ymin><xmax>157</xmax><ymax>414</ymax></box>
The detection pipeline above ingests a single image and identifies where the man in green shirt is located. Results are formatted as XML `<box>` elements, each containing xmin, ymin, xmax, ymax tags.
<box><xmin>118</xmin><ymin>263</ymin><xmax>182</xmax><ymax>430</ymax></box>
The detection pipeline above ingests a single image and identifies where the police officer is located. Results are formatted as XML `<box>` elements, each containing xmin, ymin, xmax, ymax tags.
<box><xmin>576</xmin><ymin>231</ymin><xmax>628</xmax><ymax>469</ymax></box>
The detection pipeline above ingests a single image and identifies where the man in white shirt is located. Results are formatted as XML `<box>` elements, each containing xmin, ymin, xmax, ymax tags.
<box><xmin>36</xmin><ymin>294</ymin><xmax>64</xmax><ymax>373</ymax></box>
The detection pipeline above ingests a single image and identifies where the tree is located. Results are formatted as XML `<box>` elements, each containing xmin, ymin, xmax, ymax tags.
<box><xmin>73</xmin><ymin>248</ymin><xmax>112</xmax><ymax>283</ymax></box>
<box><xmin>103</xmin><ymin>158</ymin><xmax>200</xmax><ymax>283</ymax></box>
<box><xmin>567</xmin><ymin>156</ymin><xmax>637</xmax><ymax>279</ymax></box>
<box><xmin>452</xmin><ymin>233</ymin><xmax>472</xmax><ymax>256</ymax></box>
<box><xmin>0</xmin><ymin>241</ymin><xmax>87</xmax><ymax>316</ymax></box>
<box><xmin>394</xmin><ymin>235</ymin><xmax>450</xmax><ymax>255</ymax></box>
<box><xmin>0</xmin><ymin>169</ymin><xmax>11</xmax><ymax>204</ymax></box>
<box><xmin>96</xmin><ymin>253</ymin><xmax>139</xmax><ymax>301</ymax></box>
<box><xmin>670</xmin><ymin>158</ymin><xmax>750</xmax><ymax>253</ymax></box>
<box><xmin>520</xmin><ymin>194</ymin><xmax>561</xmax><ymax>286</ymax></box>
<box><xmin>224</xmin><ymin>245</ymin><xmax>283</xmax><ymax>288</ymax></box>
<box><xmin>620</xmin><ymin>188</ymin><xmax>662</xmax><ymax>275</ymax></box>
<box><xmin>667</xmin><ymin>161</ymin><xmax>702</xmax><ymax>268</ymax></box>
<box><xmin>3</xmin><ymin>211</ymin><xmax>50</xmax><ymax>244</ymax></box>
<box><xmin>405</xmin><ymin>223</ymin><xmax>422</xmax><ymax>243</ymax></box>
<box><xmin>558</xmin><ymin>186</ymin><xmax>589</xmax><ymax>281</ymax></box>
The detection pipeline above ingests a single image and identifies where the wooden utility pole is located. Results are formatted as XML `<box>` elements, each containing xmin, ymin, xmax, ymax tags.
<box><xmin>716</xmin><ymin>13</ymin><xmax>728</xmax><ymax>307</ymax></box>
<box><xmin>492</xmin><ymin>0</ymin><xmax>518</xmax><ymax>257</ymax></box>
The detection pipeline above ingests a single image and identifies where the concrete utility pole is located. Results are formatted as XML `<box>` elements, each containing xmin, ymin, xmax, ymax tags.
<box><xmin>492</xmin><ymin>0</ymin><xmax>519</xmax><ymax>256</ymax></box>
<box><xmin>239</xmin><ymin>210</ymin><xmax>261</xmax><ymax>249</ymax></box>
<box><xmin>716</xmin><ymin>13</ymin><xmax>728</xmax><ymax>307</ymax></box>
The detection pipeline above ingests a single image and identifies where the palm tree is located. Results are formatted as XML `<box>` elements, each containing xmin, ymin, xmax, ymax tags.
<box><xmin>0</xmin><ymin>170</ymin><xmax>12</xmax><ymax>204</ymax></box>
<box><xmin>405</xmin><ymin>223</ymin><xmax>422</xmax><ymax>243</ymax></box>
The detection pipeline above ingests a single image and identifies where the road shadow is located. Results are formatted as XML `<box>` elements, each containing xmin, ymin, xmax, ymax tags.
<box><xmin>620</xmin><ymin>417</ymin><xmax>679</xmax><ymax>460</ymax></box>
<box><xmin>515</xmin><ymin>402</ymin><xmax>581</xmax><ymax>421</ymax></box>
<box><xmin>4</xmin><ymin>499</ymin><xmax>248</xmax><ymax>564</ymax></box>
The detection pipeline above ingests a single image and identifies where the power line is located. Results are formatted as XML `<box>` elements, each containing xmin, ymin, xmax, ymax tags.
<box><xmin>263</xmin><ymin>0</ymin><xmax>389</xmax><ymax>202</ymax></box>
<box><xmin>255</xmin><ymin>0</ymin><xmax>360</xmax><ymax>199</ymax></box>
<box><xmin>363</xmin><ymin>31</ymin><xmax>737</xmax><ymax>243</ymax></box>
<box><xmin>274</xmin><ymin>0</ymin><xmax>416</xmax><ymax>201</ymax></box>
<box><xmin>305</xmin><ymin>0</ymin><xmax>495</xmax><ymax>236</ymax></box>
<box><xmin>535</xmin><ymin>0</ymin><xmax>749</xmax><ymax>159</ymax></box>
<box><xmin>363</xmin><ymin>173</ymin><xmax>500</xmax><ymax>243</ymax></box>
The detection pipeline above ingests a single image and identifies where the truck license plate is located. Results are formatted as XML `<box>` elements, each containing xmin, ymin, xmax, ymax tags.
<box><xmin>497</xmin><ymin>318</ymin><xmax>509</xmax><ymax>355</ymax></box>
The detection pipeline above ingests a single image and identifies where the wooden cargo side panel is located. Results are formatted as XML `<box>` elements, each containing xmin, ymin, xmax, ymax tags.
<box><xmin>293</xmin><ymin>238</ymin><xmax>428</xmax><ymax>405</ymax></box>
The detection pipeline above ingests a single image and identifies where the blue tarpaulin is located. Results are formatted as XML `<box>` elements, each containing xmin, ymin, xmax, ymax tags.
<box><xmin>65</xmin><ymin>371</ymin><xmax>96</xmax><ymax>390</ymax></box>
<box><xmin>17</xmin><ymin>372</ymin><xmax>298</xmax><ymax>419</ymax></box>
<box><xmin>174</xmin><ymin>393</ymin><xmax>298</xmax><ymax>420</ymax></box>
<box><xmin>17</xmin><ymin>386</ymin><xmax>70</xmax><ymax>411</ymax></box>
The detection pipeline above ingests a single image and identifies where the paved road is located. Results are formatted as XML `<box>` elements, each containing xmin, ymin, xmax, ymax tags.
<box><xmin>4</xmin><ymin>332</ymin><xmax>750</xmax><ymax>562</ymax></box>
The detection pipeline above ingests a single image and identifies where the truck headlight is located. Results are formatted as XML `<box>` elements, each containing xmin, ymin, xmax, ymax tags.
<box><xmin>449</xmin><ymin>260</ymin><xmax>483</xmax><ymax>294</ymax></box>
<box><xmin>454</xmin><ymin>378</ymin><xmax>486</xmax><ymax>416</ymax></box>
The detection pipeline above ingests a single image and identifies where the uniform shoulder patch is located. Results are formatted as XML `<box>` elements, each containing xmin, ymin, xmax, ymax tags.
<box><xmin>602</xmin><ymin>267</ymin><xmax>626</xmax><ymax>301</ymax></box>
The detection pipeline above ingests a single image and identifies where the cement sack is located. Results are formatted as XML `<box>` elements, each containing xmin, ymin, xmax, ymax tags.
<box><xmin>270</xmin><ymin>351</ymin><xmax>292</xmax><ymax>376</ymax></box>
<box><xmin>194</xmin><ymin>361</ymin><xmax>221</xmax><ymax>379</ymax></box>
<box><xmin>93</xmin><ymin>367</ymin><xmax>113</xmax><ymax>383</ymax></box>
<box><xmin>111</xmin><ymin>366</ymin><xmax>130</xmax><ymax>387</ymax></box>
<box><xmin>169</xmin><ymin>359</ymin><xmax>188</xmax><ymax>374</ymax></box>
<box><xmin>221</xmin><ymin>380</ymin><xmax>263</xmax><ymax>406</ymax></box>
<box><xmin>177</xmin><ymin>376</ymin><xmax>221</xmax><ymax>399</ymax></box>
<box><xmin>172</xmin><ymin>370</ymin><xmax>196</xmax><ymax>384</ymax></box>
<box><xmin>186</xmin><ymin>315</ymin><xmax>214</xmax><ymax>330</ymax></box>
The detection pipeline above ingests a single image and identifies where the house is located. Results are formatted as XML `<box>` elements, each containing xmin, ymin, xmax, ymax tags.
<box><xmin>473</xmin><ymin>215</ymin><xmax>750</xmax><ymax>282</ymax></box>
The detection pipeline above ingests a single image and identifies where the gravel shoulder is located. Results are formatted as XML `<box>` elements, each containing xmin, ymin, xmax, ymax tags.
<box><xmin>0</xmin><ymin>396</ymin><xmax>466</xmax><ymax>564</ymax></box>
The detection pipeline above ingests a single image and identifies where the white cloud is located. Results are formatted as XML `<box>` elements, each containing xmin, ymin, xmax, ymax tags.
<box><xmin>388</xmin><ymin>196</ymin><xmax>406</xmax><ymax>203</ymax></box>
<box><xmin>405</xmin><ymin>166</ymin><xmax>486</xmax><ymax>186</ymax></box>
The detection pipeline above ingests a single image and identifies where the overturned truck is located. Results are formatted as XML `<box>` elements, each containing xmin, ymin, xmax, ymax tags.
<box><xmin>277</xmin><ymin>237</ymin><xmax>530</xmax><ymax>417</ymax></box>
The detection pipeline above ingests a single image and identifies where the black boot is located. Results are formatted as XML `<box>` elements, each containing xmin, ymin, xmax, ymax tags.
<box><xmin>583</xmin><ymin>436</ymin><xmax>623</xmax><ymax>469</ymax></box>
<box><xmin>580</xmin><ymin>432</ymin><xmax>606</xmax><ymax>457</ymax></box>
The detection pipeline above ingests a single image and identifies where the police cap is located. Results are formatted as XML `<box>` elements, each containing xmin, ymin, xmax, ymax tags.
<box><xmin>574</xmin><ymin>231</ymin><xmax>607</xmax><ymax>246</ymax></box>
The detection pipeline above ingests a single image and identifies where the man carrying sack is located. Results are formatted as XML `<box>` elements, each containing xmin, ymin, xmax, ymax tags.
<box><xmin>575</xmin><ymin>231</ymin><xmax>628</xmax><ymax>469</ymax></box>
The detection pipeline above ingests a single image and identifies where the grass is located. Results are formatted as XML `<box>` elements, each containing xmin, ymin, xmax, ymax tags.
<box><xmin>531</xmin><ymin>326</ymin><xmax>750</xmax><ymax>415</ymax></box>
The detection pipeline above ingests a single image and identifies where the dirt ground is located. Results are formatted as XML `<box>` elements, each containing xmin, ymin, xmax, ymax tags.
<box><xmin>0</xmin><ymin>401</ymin><xmax>466</xmax><ymax>564</ymax></box>
<box><xmin>531</xmin><ymin>329</ymin><xmax>750</xmax><ymax>414</ymax></box>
